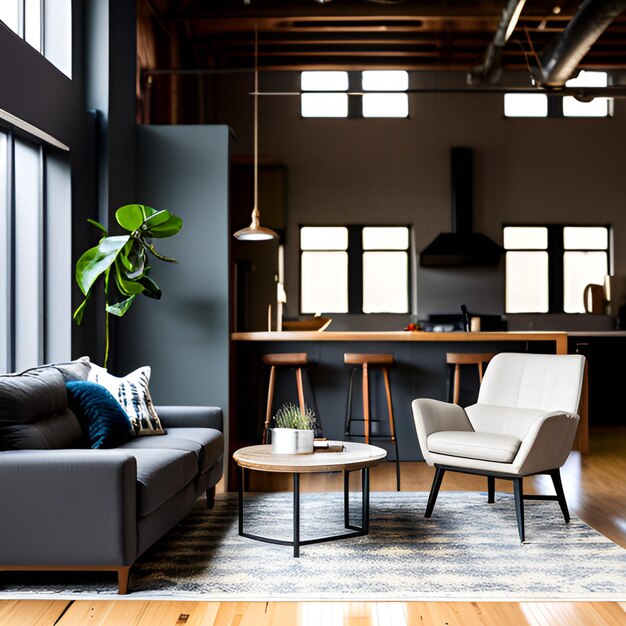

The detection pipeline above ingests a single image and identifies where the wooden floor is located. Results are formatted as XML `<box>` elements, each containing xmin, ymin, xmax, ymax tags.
<box><xmin>2</xmin><ymin>428</ymin><xmax>625</xmax><ymax>626</ymax></box>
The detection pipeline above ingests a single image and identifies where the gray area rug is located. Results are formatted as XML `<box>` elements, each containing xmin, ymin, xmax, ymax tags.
<box><xmin>2</xmin><ymin>491</ymin><xmax>626</xmax><ymax>601</ymax></box>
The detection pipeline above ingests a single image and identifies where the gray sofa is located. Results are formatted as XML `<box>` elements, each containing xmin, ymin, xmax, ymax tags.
<box><xmin>0</xmin><ymin>362</ymin><xmax>224</xmax><ymax>594</ymax></box>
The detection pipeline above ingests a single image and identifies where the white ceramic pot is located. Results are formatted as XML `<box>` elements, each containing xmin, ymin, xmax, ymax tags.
<box><xmin>271</xmin><ymin>428</ymin><xmax>314</xmax><ymax>454</ymax></box>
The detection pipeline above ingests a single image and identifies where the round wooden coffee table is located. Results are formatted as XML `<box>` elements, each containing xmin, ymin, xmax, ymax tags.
<box><xmin>233</xmin><ymin>442</ymin><xmax>387</xmax><ymax>557</ymax></box>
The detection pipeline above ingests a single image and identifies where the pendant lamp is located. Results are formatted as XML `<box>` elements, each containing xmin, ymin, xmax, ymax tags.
<box><xmin>233</xmin><ymin>29</ymin><xmax>278</xmax><ymax>241</ymax></box>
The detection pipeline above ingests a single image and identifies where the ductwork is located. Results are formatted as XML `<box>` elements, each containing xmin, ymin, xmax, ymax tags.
<box><xmin>533</xmin><ymin>0</ymin><xmax>626</xmax><ymax>87</ymax></box>
<box><xmin>468</xmin><ymin>0</ymin><xmax>527</xmax><ymax>85</ymax></box>
<box><xmin>420</xmin><ymin>148</ymin><xmax>504</xmax><ymax>268</ymax></box>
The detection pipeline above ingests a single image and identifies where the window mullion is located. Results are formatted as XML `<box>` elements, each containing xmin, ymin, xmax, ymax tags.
<box><xmin>547</xmin><ymin>225</ymin><xmax>564</xmax><ymax>313</ymax></box>
<box><xmin>8</xmin><ymin>134</ymin><xmax>16</xmax><ymax>372</ymax></box>
<box><xmin>347</xmin><ymin>225</ymin><xmax>363</xmax><ymax>314</ymax></box>
<box><xmin>348</xmin><ymin>72</ymin><xmax>362</xmax><ymax>119</ymax></box>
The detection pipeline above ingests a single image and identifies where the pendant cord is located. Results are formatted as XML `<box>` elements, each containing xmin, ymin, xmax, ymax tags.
<box><xmin>253</xmin><ymin>27</ymin><xmax>259</xmax><ymax>214</ymax></box>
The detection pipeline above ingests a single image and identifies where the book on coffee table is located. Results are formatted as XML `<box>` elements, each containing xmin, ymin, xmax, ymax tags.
<box><xmin>313</xmin><ymin>440</ymin><xmax>345</xmax><ymax>453</ymax></box>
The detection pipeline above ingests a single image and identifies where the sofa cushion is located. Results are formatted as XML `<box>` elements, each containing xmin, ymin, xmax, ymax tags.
<box><xmin>122</xmin><ymin>448</ymin><xmax>197</xmax><ymax>517</ymax></box>
<box><xmin>88</xmin><ymin>364</ymin><xmax>165</xmax><ymax>436</ymax></box>
<box><xmin>66</xmin><ymin>381</ymin><xmax>134</xmax><ymax>449</ymax></box>
<box><xmin>0</xmin><ymin>368</ymin><xmax>83</xmax><ymax>450</ymax></box>
<box><xmin>119</xmin><ymin>428</ymin><xmax>223</xmax><ymax>474</ymax></box>
<box><xmin>0</xmin><ymin>368</ymin><xmax>67</xmax><ymax>424</ymax></box>
<box><xmin>0</xmin><ymin>409</ymin><xmax>83</xmax><ymax>450</ymax></box>
<box><xmin>427</xmin><ymin>430</ymin><xmax>522</xmax><ymax>464</ymax></box>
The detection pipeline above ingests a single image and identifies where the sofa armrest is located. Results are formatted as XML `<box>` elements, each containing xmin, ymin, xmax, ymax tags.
<box><xmin>156</xmin><ymin>406</ymin><xmax>223</xmax><ymax>432</ymax></box>
<box><xmin>513</xmin><ymin>411</ymin><xmax>580</xmax><ymax>476</ymax></box>
<box><xmin>0</xmin><ymin>450</ymin><xmax>137</xmax><ymax>566</ymax></box>
<box><xmin>411</xmin><ymin>398</ymin><xmax>473</xmax><ymax>466</ymax></box>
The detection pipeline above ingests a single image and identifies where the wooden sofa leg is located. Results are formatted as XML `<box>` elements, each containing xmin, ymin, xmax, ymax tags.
<box><xmin>206</xmin><ymin>486</ymin><xmax>216</xmax><ymax>509</ymax></box>
<box><xmin>118</xmin><ymin>566</ymin><xmax>131</xmax><ymax>595</ymax></box>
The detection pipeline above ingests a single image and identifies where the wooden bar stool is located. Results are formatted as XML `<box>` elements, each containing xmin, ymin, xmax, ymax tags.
<box><xmin>344</xmin><ymin>353</ymin><xmax>401</xmax><ymax>491</ymax></box>
<box><xmin>262</xmin><ymin>353</ymin><xmax>310</xmax><ymax>444</ymax></box>
<box><xmin>446</xmin><ymin>352</ymin><xmax>496</xmax><ymax>405</ymax></box>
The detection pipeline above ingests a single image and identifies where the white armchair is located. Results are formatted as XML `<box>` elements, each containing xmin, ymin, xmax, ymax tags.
<box><xmin>412</xmin><ymin>352</ymin><xmax>585</xmax><ymax>542</ymax></box>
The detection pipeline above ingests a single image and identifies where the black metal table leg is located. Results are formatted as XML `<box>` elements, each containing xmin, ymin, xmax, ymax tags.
<box><xmin>293</xmin><ymin>473</ymin><xmax>300</xmax><ymax>557</ymax></box>
<box><xmin>236</xmin><ymin>465</ymin><xmax>374</xmax><ymax>556</ymax></box>
<box><xmin>362</xmin><ymin>467</ymin><xmax>370</xmax><ymax>533</ymax></box>
<box><xmin>344</xmin><ymin>470</ymin><xmax>350</xmax><ymax>528</ymax></box>
<box><xmin>238</xmin><ymin>466</ymin><xmax>245</xmax><ymax>536</ymax></box>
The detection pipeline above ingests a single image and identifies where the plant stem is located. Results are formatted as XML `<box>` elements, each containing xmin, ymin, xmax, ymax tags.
<box><xmin>104</xmin><ymin>268</ymin><xmax>110</xmax><ymax>368</ymax></box>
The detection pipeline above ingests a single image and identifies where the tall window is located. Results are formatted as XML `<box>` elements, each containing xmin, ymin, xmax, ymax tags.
<box><xmin>504</xmin><ymin>225</ymin><xmax>610</xmax><ymax>314</ymax></box>
<box><xmin>0</xmin><ymin>0</ymin><xmax>72</xmax><ymax>77</ymax></box>
<box><xmin>300</xmin><ymin>226</ymin><xmax>410</xmax><ymax>314</ymax></box>
<box><xmin>504</xmin><ymin>71</ymin><xmax>611</xmax><ymax>118</ymax></box>
<box><xmin>0</xmin><ymin>128</ymin><xmax>72</xmax><ymax>373</ymax></box>
<box><xmin>301</xmin><ymin>71</ymin><xmax>409</xmax><ymax>119</ymax></box>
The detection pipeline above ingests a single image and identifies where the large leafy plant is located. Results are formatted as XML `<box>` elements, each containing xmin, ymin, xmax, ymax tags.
<box><xmin>74</xmin><ymin>204</ymin><xmax>183</xmax><ymax>367</ymax></box>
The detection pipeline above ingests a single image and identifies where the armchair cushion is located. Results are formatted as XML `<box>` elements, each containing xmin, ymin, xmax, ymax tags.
<box><xmin>427</xmin><ymin>430</ymin><xmax>522</xmax><ymax>464</ymax></box>
<box><xmin>465</xmin><ymin>403</ymin><xmax>548</xmax><ymax>440</ymax></box>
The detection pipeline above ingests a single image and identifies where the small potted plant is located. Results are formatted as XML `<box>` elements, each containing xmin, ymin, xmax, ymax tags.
<box><xmin>271</xmin><ymin>403</ymin><xmax>316</xmax><ymax>455</ymax></box>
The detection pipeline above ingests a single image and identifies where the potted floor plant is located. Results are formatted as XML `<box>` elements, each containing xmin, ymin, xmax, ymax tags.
<box><xmin>271</xmin><ymin>403</ymin><xmax>316</xmax><ymax>454</ymax></box>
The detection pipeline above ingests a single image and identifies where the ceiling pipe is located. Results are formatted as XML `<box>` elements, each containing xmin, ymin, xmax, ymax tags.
<box><xmin>533</xmin><ymin>0</ymin><xmax>626</xmax><ymax>87</ymax></box>
<box><xmin>467</xmin><ymin>0</ymin><xmax>527</xmax><ymax>85</ymax></box>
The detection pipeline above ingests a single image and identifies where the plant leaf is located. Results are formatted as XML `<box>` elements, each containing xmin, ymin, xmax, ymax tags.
<box><xmin>115</xmin><ymin>204</ymin><xmax>157</xmax><ymax>232</ymax></box>
<box><xmin>106</xmin><ymin>295</ymin><xmax>136</xmax><ymax>317</ymax></box>
<box><xmin>141</xmin><ymin>210</ymin><xmax>171</xmax><ymax>229</ymax></box>
<box><xmin>143</xmin><ymin>215</ymin><xmax>183</xmax><ymax>238</ymax></box>
<box><xmin>75</xmin><ymin>235</ymin><xmax>130</xmax><ymax>295</ymax></box>
<box><xmin>87</xmin><ymin>218</ymin><xmax>108</xmax><ymax>235</ymax></box>
<box><xmin>113</xmin><ymin>258</ymin><xmax>147</xmax><ymax>296</ymax></box>
<box><xmin>138</xmin><ymin>275</ymin><xmax>162</xmax><ymax>299</ymax></box>
<box><xmin>73</xmin><ymin>294</ymin><xmax>90</xmax><ymax>325</ymax></box>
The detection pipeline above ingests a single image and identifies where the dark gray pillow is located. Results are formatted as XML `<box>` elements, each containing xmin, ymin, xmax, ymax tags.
<box><xmin>52</xmin><ymin>356</ymin><xmax>92</xmax><ymax>382</ymax></box>
<box><xmin>0</xmin><ymin>368</ymin><xmax>84</xmax><ymax>449</ymax></box>
<box><xmin>0</xmin><ymin>409</ymin><xmax>84</xmax><ymax>449</ymax></box>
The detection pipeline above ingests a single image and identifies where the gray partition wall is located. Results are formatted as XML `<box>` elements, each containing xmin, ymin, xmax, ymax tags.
<box><xmin>120</xmin><ymin>125</ymin><xmax>230</xmax><ymax>422</ymax></box>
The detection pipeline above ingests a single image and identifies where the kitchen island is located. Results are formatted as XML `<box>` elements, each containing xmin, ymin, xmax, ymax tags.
<box><xmin>229</xmin><ymin>331</ymin><xmax>587</xmax><ymax>489</ymax></box>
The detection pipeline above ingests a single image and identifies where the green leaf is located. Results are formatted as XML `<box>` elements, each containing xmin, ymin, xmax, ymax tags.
<box><xmin>106</xmin><ymin>295</ymin><xmax>136</xmax><ymax>317</ymax></box>
<box><xmin>143</xmin><ymin>215</ymin><xmax>183</xmax><ymax>239</ymax></box>
<box><xmin>75</xmin><ymin>235</ymin><xmax>130</xmax><ymax>295</ymax></box>
<box><xmin>73</xmin><ymin>294</ymin><xmax>90</xmax><ymax>325</ymax></box>
<box><xmin>87</xmin><ymin>218</ymin><xmax>108</xmax><ymax>235</ymax></box>
<box><xmin>141</xmin><ymin>210</ymin><xmax>171</xmax><ymax>229</ymax></box>
<box><xmin>115</xmin><ymin>204</ymin><xmax>157</xmax><ymax>232</ymax></box>
<box><xmin>138</xmin><ymin>275</ymin><xmax>162</xmax><ymax>299</ymax></box>
<box><xmin>113</xmin><ymin>258</ymin><xmax>147</xmax><ymax>296</ymax></box>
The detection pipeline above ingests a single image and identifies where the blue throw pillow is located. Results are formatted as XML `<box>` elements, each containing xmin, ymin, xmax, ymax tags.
<box><xmin>66</xmin><ymin>380</ymin><xmax>134</xmax><ymax>449</ymax></box>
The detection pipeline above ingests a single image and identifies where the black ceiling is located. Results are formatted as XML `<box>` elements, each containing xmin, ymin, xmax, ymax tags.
<box><xmin>145</xmin><ymin>0</ymin><xmax>626</xmax><ymax>73</ymax></box>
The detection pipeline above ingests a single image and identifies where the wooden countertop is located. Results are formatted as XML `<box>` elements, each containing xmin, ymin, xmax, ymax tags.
<box><xmin>231</xmin><ymin>330</ymin><xmax>568</xmax><ymax>344</ymax></box>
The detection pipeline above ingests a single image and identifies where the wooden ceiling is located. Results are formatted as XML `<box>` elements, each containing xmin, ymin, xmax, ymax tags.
<box><xmin>147</xmin><ymin>0</ymin><xmax>626</xmax><ymax>73</ymax></box>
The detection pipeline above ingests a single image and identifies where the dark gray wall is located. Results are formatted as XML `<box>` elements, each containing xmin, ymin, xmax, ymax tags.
<box><xmin>209</xmin><ymin>70</ymin><xmax>626</xmax><ymax>329</ymax></box>
<box><xmin>120</xmin><ymin>125</ymin><xmax>230</xmax><ymax>420</ymax></box>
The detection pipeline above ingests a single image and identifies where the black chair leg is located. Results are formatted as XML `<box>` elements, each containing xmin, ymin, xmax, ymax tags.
<box><xmin>549</xmin><ymin>469</ymin><xmax>570</xmax><ymax>523</ymax></box>
<box><xmin>425</xmin><ymin>467</ymin><xmax>445</xmax><ymax>518</ymax></box>
<box><xmin>487</xmin><ymin>476</ymin><xmax>495</xmax><ymax>503</ymax></box>
<box><xmin>513</xmin><ymin>478</ymin><xmax>525</xmax><ymax>543</ymax></box>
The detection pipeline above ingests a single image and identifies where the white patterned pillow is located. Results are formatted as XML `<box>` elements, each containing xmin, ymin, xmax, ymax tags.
<box><xmin>88</xmin><ymin>364</ymin><xmax>165</xmax><ymax>436</ymax></box>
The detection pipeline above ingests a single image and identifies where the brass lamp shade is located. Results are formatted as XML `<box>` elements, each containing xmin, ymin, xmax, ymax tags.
<box><xmin>234</xmin><ymin>208</ymin><xmax>278</xmax><ymax>241</ymax></box>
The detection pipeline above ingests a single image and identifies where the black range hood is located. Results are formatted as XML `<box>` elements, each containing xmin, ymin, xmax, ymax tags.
<box><xmin>420</xmin><ymin>147</ymin><xmax>504</xmax><ymax>267</ymax></box>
